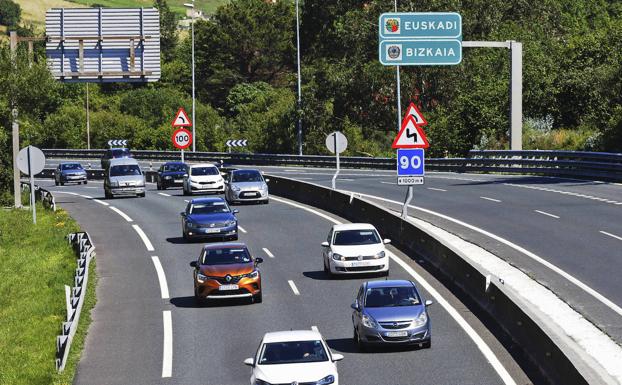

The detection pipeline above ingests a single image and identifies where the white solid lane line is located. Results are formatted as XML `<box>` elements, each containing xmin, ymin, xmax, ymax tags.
<box><xmin>600</xmin><ymin>231</ymin><xmax>622</xmax><ymax>241</ymax></box>
<box><xmin>288</xmin><ymin>280</ymin><xmax>300</xmax><ymax>296</ymax></box>
<box><xmin>262</xmin><ymin>248</ymin><xmax>275</xmax><ymax>258</ymax></box>
<box><xmin>380</xmin><ymin>181</ymin><xmax>397</xmax><ymax>185</ymax></box>
<box><xmin>273</xmin><ymin>196</ymin><xmax>516</xmax><ymax>385</ymax></box>
<box><xmin>162</xmin><ymin>311</ymin><xmax>173</xmax><ymax>378</ymax></box>
<box><xmin>158</xmin><ymin>192</ymin><xmax>171</xmax><ymax>197</ymax></box>
<box><xmin>238</xmin><ymin>225</ymin><xmax>248</xmax><ymax>234</ymax></box>
<box><xmin>534</xmin><ymin>210</ymin><xmax>560</xmax><ymax>219</ymax></box>
<box><xmin>151</xmin><ymin>256</ymin><xmax>170</xmax><ymax>299</ymax></box>
<box><xmin>427</xmin><ymin>187</ymin><xmax>447</xmax><ymax>192</ymax></box>
<box><xmin>311</xmin><ymin>326</ymin><xmax>319</xmax><ymax>332</ymax></box>
<box><xmin>92</xmin><ymin>199</ymin><xmax>109</xmax><ymax>206</ymax></box>
<box><xmin>480</xmin><ymin>196</ymin><xmax>502</xmax><ymax>203</ymax></box>
<box><xmin>339</xmin><ymin>178</ymin><xmax>355</xmax><ymax>181</ymax></box>
<box><xmin>109</xmin><ymin>206</ymin><xmax>133</xmax><ymax>222</ymax></box>
<box><xmin>79</xmin><ymin>194</ymin><xmax>93</xmax><ymax>199</ymax></box>
<box><xmin>132</xmin><ymin>224</ymin><xmax>155</xmax><ymax>251</ymax></box>
<box><xmin>343</xmin><ymin>190</ymin><xmax>622</xmax><ymax>318</ymax></box>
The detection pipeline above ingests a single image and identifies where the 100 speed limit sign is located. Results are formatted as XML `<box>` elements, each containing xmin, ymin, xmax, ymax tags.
<box><xmin>172</xmin><ymin>128</ymin><xmax>192</xmax><ymax>149</ymax></box>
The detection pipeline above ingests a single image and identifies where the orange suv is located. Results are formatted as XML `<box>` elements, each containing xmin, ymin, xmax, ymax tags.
<box><xmin>190</xmin><ymin>243</ymin><xmax>263</xmax><ymax>304</ymax></box>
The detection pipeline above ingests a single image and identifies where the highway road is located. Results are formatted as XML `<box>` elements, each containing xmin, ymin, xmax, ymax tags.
<box><xmin>42</xmin><ymin>179</ymin><xmax>529</xmax><ymax>385</ymax></box>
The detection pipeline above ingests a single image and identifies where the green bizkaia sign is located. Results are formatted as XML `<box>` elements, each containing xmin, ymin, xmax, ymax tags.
<box><xmin>378</xmin><ymin>12</ymin><xmax>462</xmax><ymax>66</ymax></box>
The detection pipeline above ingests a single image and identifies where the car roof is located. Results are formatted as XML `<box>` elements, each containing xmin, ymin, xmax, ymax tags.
<box><xmin>190</xmin><ymin>197</ymin><xmax>226</xmax><ymax>204</ymax></box>
<box><xmin>109</xmin><ymin>147</ymin><xmax>129</xmax><ymax>151</ymax></box>
<box><xmin>232</xmin><ymin>168</ymin><xmax>260</xmax><ymax>173</ymax></box>
<box><xmin>262</xmin><ymin>330</ymin><xmax>323</xmax><ymax>343</ymax></box>
<box><xmin>366</xmin><ymin>280</ymin><xmax>415</xmax><ymax>289</ymax></box>
<box><xmin>163</xmin><ymin>161</ymin><xmax>185</xmax><ymax>165</ymax></box>
<box><xmin>59</xmin><ymin>161</ymin><xmax>82</xmax><ymax>165</ymax></box>
<box><xmin>202</xmin><ymin>242</ymin><xmax>247</xmax><ymax>251</ymax></box>
<box><xmin>333</xmin><ymin>223</ymin><xmax>376</xmax><ymax>231</ymax></box>
<box><xmin>109</xmin><ymin>158</ymin><xmax>139</xmax><ymax>166</ymax></box>
<box><xmin>188</xmin><ymin>163</ymin><xmax>218</xmax><ymax>168</ymax></box>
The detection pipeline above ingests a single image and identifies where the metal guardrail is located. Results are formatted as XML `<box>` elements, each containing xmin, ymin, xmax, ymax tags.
<box><xmin>56</xmin><ymin>232</ymin><xmax>95</xmax><ymax>372</ymax></box>
<box><xmin>42</xmin><ymin>149</ymin><xmax>622</xmax><ymax>182</ymax></box>
<box><xmin>20</xmin><ymin>182</ymin><xmax>56</xmax><ymax>211</ymax></box>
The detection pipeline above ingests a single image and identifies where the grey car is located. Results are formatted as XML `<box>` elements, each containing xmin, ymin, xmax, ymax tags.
<box><xmin>224</xmin><ymin>169</ymin><xmax>269</xmax><ymax>204</ymax></box>
<box><xmin>351</xmin><ymin>280</ymin><xmax>433</xmax><ymax>351</ymax></box>
<box><xmin>55</xmin><ymin>162</ymin><xmax>87</xmax><ymax>185</ymax></box>
<box><xmin>104</xmin><ymin>158</ymin><xmax>146</xmax><ymax>198</ymax></box>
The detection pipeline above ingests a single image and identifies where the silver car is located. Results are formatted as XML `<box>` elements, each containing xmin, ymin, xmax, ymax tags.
<box><xmin>351</xmin><ymin>280</ymin><xmax>433</xmax><ymax>351</ymax></box>
<box><xmin>225</xmin><ymin>169</ymin><xmax>269</xmax><ymax>204</ymax></box>
<box><xmin>104</xmin><ymin>158</ymin><xmax>146</xmax><ymax>198</ymax></box>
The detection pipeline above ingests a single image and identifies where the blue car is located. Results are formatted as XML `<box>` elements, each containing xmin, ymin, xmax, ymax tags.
<box><xmin>55</xmin><ymin>162</ymin><xmax>88</xmax><ymax>185</ymax></box>
<box><xmin>181</xmin><ymin>197</ymin><xmax>239</xmax><ymax>241</ymax></box>
<box><xmin>157</xmin><ymin>161</ymin><xmax>187</xmax><ymax>190</ymax></box>
<box><xmin>351</xmin><ymin>280</ymin><xmax>433</xmax><ymax>351</ymax></box>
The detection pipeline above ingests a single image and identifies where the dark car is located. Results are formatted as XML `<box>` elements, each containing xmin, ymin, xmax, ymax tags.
<box><xmin>190</xmin><ymin>242</ymin><xmax>263</xmax><ymax>304</ymax></box>
<box><xmin>101</xmin><ymin>148</ymin><xmax>132</xmax><ymax>169</ymax></box>
<box><xmin>181</xmin><ymin>197</ymin><xmax>239</xmax><ymax>241</ymax></box>
<box><xmin>55</xmin><ymin>162</ymin><xmax>88</xmax><ymax>185</ymax></box>
<box><xmin>351</xmin><ymin>280</ymin><xmax>433</xmax><ymax>351</ymax></box>
<box><xmin>157</xmin><ymin>162</ymin><xmax>187</xmax><ymax>190</ymax></box>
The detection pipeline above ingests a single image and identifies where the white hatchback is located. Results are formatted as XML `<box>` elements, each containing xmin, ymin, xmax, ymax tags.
<box><xmin>182</xmin><ymin>163</ymin><xmax>225</xmax><ymax>195</ymax></box>
<box><xmin>321</xmin><ymin>223</ymin><xmax>390</xmax><ymax>276</ymax></box>
<box><xmin>244</xmin><ymin>330</ymin><xmax>343</xmax><ymax>385</ymax></box>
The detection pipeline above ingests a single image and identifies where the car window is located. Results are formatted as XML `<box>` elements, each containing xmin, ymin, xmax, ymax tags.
<box><xmin>188</xmin><ymin>201</ymin><xmax>230</xmax><ymax>214</ymax></box>
<box><xmin>201</xmin><ymin>248</ymin><xmax>251</xmax><ymax>265</ymax></box>
<box><xmin>231</xmin><ymin>170</ymin><xmax>262</xmax><ymax>183</ymax></box>
<box><xmin>163</xmin><ymin>164</ymin><xmax>185</xmax><ymax>172</ymax></box>
<box><xmin>112</xmin><ymin>149</ymin><xmax>130</xmax><ymax>158</ymax></box>
<box><xmin>258</xmin><ymin>340</ymin><xmax>328</xmax><ymax>365</ymax></box>
<box><xmin>190</xmin><ymin>167</ymin><xmax>219</xmax><ymax>176</ymax></box>
<box><xmin>364</xmin><ymin>286</ymin><xmax>420</xmax><ymax>307</ymax></box>
<box><xmin>110</xmin><ymin>164</ymin><xmax>141</xmax><ymax>177</ymax></box>
<box><xmin>333</xmin><ymin>229</ymin><xmax>381</xmax><ymax>245</ymax></box>
<box><xmin>61</xmin><ymin>163</ymin><xmax>83</xmax><ymax>170</ymax></box>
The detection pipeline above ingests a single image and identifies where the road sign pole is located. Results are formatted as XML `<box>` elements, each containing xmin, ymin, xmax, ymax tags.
<box><xmin>181</xmin><ymin>149</ymin><xmax>184</xmax><ymax>163</ymax></box>
<box><xmin>295</xmin><ymin>0</ymin><xmax>303</xmax><ymax>155</ymax></box>
<box><xmin>10</xmin><ymin>32</ymin><xmax>21</xmax><ymax>208</ymax></box>
<box><xmin>27</xmin><ymin>146</ymin><xmax>36</xmax><ymax>224</ymax></box>
<box><xmin>191</xmin><ymin>4</ymin><xmax>196</xmax><ymax>152</ymax></box>
<box><xmin>401</xmin><ymin>186</ymin><xmax>413</xmax><ymax>219</ymax></box>
<box><xmin>86</xmin><ymin>83</ymin><xmax>91</xmax><ymax>150</ymax></box>
<box><xmin>331</xmin><ymin>133</ymin><xmax>340</xmax><ymax>190</ymax></box>
<box><xmin>510</xmin><ymin>41</ymin><xmax>523</xmax><ymax>150</ymax></box>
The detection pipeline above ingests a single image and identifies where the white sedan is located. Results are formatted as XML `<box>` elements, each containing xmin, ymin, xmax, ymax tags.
<box><xmin>182</xmin><ymin>163</ymin><xmax>225</xmax><ymax>195</ymax></box>
<box><xmin>321</xmin><ymin>223</ymin><xmax>390</xmax><ymax>276</ymax></box>
<box><xmin>244</xmin><ymin>330</ymin><xmax>343</xmax><ymax>385</ymax></box>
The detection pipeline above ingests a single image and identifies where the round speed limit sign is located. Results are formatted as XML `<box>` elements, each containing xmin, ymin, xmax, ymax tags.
<box><xmin>172</xmin><ymin>128</ymin><xmax>192</xmax><ymax>149</ymax></box>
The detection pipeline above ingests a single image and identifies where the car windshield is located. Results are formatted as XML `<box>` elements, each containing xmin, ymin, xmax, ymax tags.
<box><xmin>190</xmin><ymin>167</ymin><xmax>219</xmax><ymax>176</ymax></box>
<box><xmin>61</xmin><ymin>163</ymin><xmax>83</xmax><ymax>171</ymax></box>
<box><xmin>232</xmin><ymin>170</ymin><xmax>262</xmax><ymax>183</ymax></box>
<box><xmin>258</xmin><ymin>340</ymin><xmax>328</xmax><ymax>365</ymax></box>
<box><xmin>333</xmin><ymin>229</ymin><xmax>380</xmax><ymax>245</ymax></box>
<box><xmin>110</xmin><ymin>164</ymin><xmax>141</xmax><ymax>176</ymax></box>
<box><xmin>202</xmin><ymin>248</ymin><xmax>251</xmax><ymax>265</ymax></box>
<box><xmin>112</xmin><ymin>149</ymin><xmax>130</xmax><ymax>158</ymax></box>
<box><xmin>164</xmin><ymin>164</ymin><xmax>185</xmax><ymax>172</ymax></box>
<box><xmin>189</xmin><ymin>201</ymin><xmax>230</xmax><ymax>214</ymax></box>
<box><xmin>365</xmin><ymin>286</ymin><xmax>420</xmax><ymax>307</ymax></box>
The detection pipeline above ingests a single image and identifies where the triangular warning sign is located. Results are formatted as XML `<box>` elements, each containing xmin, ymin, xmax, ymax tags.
<box><xmin>171</xmin><ymin>107</ymin><xmax>192</xmax><ymax>127</ymax></box>
<box><xmin>392</xmin><ymin>115</ymin><xmax>429</xmax><ymax>149</ymax></box>
<box><xmin>404</xmin><ymin>102</ymin><xmax>427</xmax><ymax>126</ymax></box>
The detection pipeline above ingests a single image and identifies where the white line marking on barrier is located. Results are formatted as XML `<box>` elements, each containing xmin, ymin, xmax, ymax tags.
<box><xmin>343</xmin><ymin>190</ymin><xmax>622</xmax><ymax>318</ymax></box>
<box><xmin>162</xmin><ymin>311</ymin><xmax>173</xmax><ymax>378</ymax></box>
<box><xmin>133</xmin><ymin>224</ymin><xmax>155</xmax><ymax>251</ymax></box>
<box><xmin>480</xmin><ymin>196</ymin><xmax>502</xmax><ymax>203</ymax></box>
<box><xmin>273</xmin><ymin>195</ymin><xmax>516</xmax><ymax>385</ymax></box>
<box><xmin>288</xmin><ymin>280</ymin><xmax>300</xmax><ymax>296</ymax></box>
<box><xmin>109</xmin><ymin>206</ymin><xmax>133</xmax><ymax>222</ymax></box>
<box><xmin>600</xmin><ymin>231</ymin><xmax>622</xmax><ymax>241</ymax></box>
<box><xmin>427</xmin><ymin>187</ymin><xmax>447</xmax><ymax>192</ymax></box>
<box><xmin>311</xmin><ymin>326</ymin><xmax>319</xmax><ymax>332</ymax></box>
<box><xmin>151</xmin><ymin>256</ymin><xmax>170</xmax><ymax>299</ymax></box>
<box><xmin>534</xmin><ymin>210</ymin><xmax>560</xmax><ymax>219</ymax></box>
<box><xmin>92</xmin><ymin>199</ymin><xmax>109</xmax><ymax>206</ymax></box>
<box><xmin>380</xmin><ymin>181</ymin><xmax>397</xmax><ymax>185</ymax></box>
<box><xmin>158</xmin><ymin>192</ymin><xmax>171</xmax><ymax>197</ymax></box>
<box><xmin>238</xmin><ymin>225</ymin><xmax>247</xmax><ymax>234</ymax></box>
<box><xmin>263</xmin><ymin>248</ymin><xmax>275</xmax><ymax>258</ymax></box>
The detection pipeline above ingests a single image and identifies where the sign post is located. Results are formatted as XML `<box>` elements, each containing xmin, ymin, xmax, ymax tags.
<box><xmin>17</xmin><ymin>145</ymin><xmax>45</xmax><ymax>224</ymax></box>
<box><xmin>172</xmin><ymin>107</ymin><xmax>192</xmax><ymax>162</ymax></box>
<box><xmin>325</xmin><ymin>132</ymin><xmax>348</xmax><ymax>190</ymax></box>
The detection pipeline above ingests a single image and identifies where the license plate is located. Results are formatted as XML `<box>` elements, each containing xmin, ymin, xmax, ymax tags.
<box><xmin>219</xmin><ymin>284</ymin><xmax>239</xmax><ymax>291</ymax></box>
<box><xmin>385</xmin><ymin>331</ymin><xmax>408</xmax><ymax>337</ymax></box>
<box><xmin>350</xmin><ymin>261</ymin><xmax>370</xmax><ymax>267</ymax></box>
<box><xmin>205</xmin><ymin>228</ymin><xmax>220</xmax><ymax>233</ymax></box>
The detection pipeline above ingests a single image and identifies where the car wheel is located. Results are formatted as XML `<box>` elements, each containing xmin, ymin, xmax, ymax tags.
<box><xmin>183</xmin><ymin>188</ymin><xmax>190</xmax><ymax>196</ymax></box>
<box><xmin>421</xmin><ymin>339</ymin><xmax>431</xmax><ymax>349</ymax></box>
<box><xmin>156</xmin><ymin>181</ymin><xmax>161</xmax><ymax>190</ymax></box>
<box><xmin>83</xmin><ymin>180</ymin><xmax>88</xmax><ymax>185</ymax></box>
<box><xmin>55</xmin><ymin>179</ymin><xmax>59</xmax><ymax>186</ymax></box>
<box><xmin>230</xmin><ymin>234</ymin><xmax>239</xmax><ymax>241</ymax></box>
<box><xmin>104</xmin><ymin>189</ymin><xmax>112</xmax><ymax>199</ymax></box>
<box><xmin>253</xmin><ymin>292</ymin><xmax>262</xmax><ymax>304</ymax></box>
<box><xmin>323</xmin><ymin>258</ymin><xmax>329</xmax><ymax>274</ymax></box>
<box><xmin>194</xmin><ymin>287</ymin><xmax>206</xmax><ymax>306</ymax></box>
<box><xmin>183</xmin><ymin>231</ymin><xmax>188</xmax><ymax>240</ymax></box>
<box><xmin>355</xmin><ymin>328</ymin><xmax>367</xmax><ymax>352</ymax></box>
<box><xmin>262</xmin><ymin>199</ymin><xmax>269</xmax><ymax>204</ymax></box>
<box><xmin>60</xmin><ymin>181</ymin><xmax>65</xmax><ymax>186</ymax></box>
<box><xmin>138</xmin><ymin>192</ymin><xmax>146</xmax><ymax>198</ymax></box>
<box><xmin>381</xmin><ymin>269</ymin><xmax>389</xmax><ymax>277</ymax></box>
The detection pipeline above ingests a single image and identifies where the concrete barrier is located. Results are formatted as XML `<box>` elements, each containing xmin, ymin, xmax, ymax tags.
<box><xmin>267</xmin><ymin>175</ymin><xmax>596</xmax><ymax>385</ymax></box>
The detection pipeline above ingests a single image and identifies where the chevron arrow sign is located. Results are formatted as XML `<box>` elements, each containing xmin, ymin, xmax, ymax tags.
<box><xmin>107</xmin><ymin>139</ymin><xmax>128</xmax><ymax>147</ymax></box>
<box><xmin>226</xmin><ymin>139</ymin><xmax>248</xmax><ymax>147</ymax></box>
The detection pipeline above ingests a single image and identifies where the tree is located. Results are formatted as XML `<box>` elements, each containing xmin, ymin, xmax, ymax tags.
<box><xmin>154</xmin><ymin>0</ymin><xmax>178</xmax><ymax>63</ymax></box>
<box><xmin>0</xmin><ymin>0</ymin><xmax>20</xmax><ymax>28</ymax></box>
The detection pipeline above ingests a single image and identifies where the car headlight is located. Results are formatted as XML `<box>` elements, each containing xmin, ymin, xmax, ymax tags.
<box><xmin>187</xmin><ymin>221</ymin><xmax>197</xmax><ymax>228</ymax></box>
<box><xmin>316</xmin><ymin>375</ymin><xmax>335</xmax><ymax>385</ymax></box>
<box><xmin>232</xmin><ymin>185</ymin><xmax>241</xmax><ymax>192</ymax></box>
<box><xmin>331</xmin><ymin>252</ymin><xmax>344</xmax><ymax>261</ymax></box>
<box><xmin>261</xmin><ymin>183</ymin><xmax>268</xmax><ymax>191</ymax></box>
<box><xmin>197</xmin><ymin>273</ymin><xmax>208</xmax><ymax>283</ymax></box>
<box><xmin>243</xmin><ymin>270</ymin><xmax>259</xmax><ymax>279</ymax></box>
<box><xmin>362</xmin><ymin>314</ymin><xmax>379</xmax><ymax>328</ymax></box>
<box><xmin>374</xmin><ymin>250</ymin><xmax>385</xmax><ymax>259</ymax></box>
<box><xmin>164</xmin><ymin>176</ymin><xmax>172</xmax><ymax>180</ymax></box>
<box><xmin>225</xmin><ymin>220</ymin><xmax>237</xmax><ymax>227</ymax></box>
<box><xmin>412</xmin><ymin>311</ymin><xmax>428</xmax><ymax>327</ymax></box>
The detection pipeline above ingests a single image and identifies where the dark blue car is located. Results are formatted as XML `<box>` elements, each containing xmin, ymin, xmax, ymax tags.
<box><xmin>157</xmin><ymin>162</ymin><xmax>187</xmax><ymax>190</ymax></box>
<box><xmin>55</xmin><ymin>162</ymin><xmax>88</xmax><ymax>185</ymax></box>
<box><xmin>181</xmin><ymin>197</ymin><xmax>239</xmax><ymax>241</ymax></box>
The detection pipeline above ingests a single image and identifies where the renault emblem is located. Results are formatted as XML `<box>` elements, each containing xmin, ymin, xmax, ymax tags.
<box><xmin>209</xmin><ymin>223</ymin><xmax>216</xmax><ymax>228</ymax></box>
<box><xmin>225</xmin><ymin>275</ymin><xmax>232</xmax><ymax>282</ymax></box>
<box><xmin>358</xmin><ymin>255</ymin><xmax>363</xmax><ymax>261</ymax></box>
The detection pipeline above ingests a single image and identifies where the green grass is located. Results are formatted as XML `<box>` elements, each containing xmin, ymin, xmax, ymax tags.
<box><xmin>65</xmin><ymin>0</ymin><xmax>229</xmax><ymax>16</ymax></box>
<box><xmin>0</xmin><ymin>204</ymin><xmax>96</xmax><ymax>385</ymax></box>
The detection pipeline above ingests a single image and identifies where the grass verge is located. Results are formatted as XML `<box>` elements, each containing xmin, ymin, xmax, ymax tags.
<box><xmin>0</xmin><ymin>203</ymin><xmax>97</xmax><ymax>385</ymax></box>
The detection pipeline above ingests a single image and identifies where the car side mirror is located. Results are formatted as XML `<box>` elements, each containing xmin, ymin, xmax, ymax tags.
<box><xmin>183</xmin><ymin>173</ymin><xmax>188</xmax><ymax>178</ymax></box>
<box><xmin>264</xmin><ymin>178</ymin><xmax>270</xmax><ymax>182</ymax></box>
<box><xmin>232</xmin><ymin>209</ymin><xmax>239</xmax><ymax>214</ymax></box>
<box><xmin>383</xmin><ymin>239</ymin><xmax>391</xmax><ymax>244</ymax></box>
<box><xmin>180</xmin><ymin>212</ymin><xmax>186</xmax><ymax>216</ymax></box>
<box><xmin>255</xmin><ymin>257</ymin><xmax>264</xmax><ymax>264</ymax></box>
<box><xmin>189</xmin><ymin>261</ymin><xmax>197</xmax><ymax>268</ymax></box>
<box><xmin>332</xmin><ymin>353</ymin><xmax>344</xmax><ymax>362</ymax></box>
<box><xmin>321</xmin><ymin>241</ymin><xmax>329</xmax><ymax>247</ymax></box>
<box><xmin>425</xmin><ymin>299</ymin><xmax>434</xmax><ymax>307</ymax></box>
<box><xmin>243</xmin><ymin>357</ymin><xmax>255</xmax><ymax>367</ymax></box>
<box><xmin>350</xmin><ymin>302</ymin><xmax>359</xmax><ymax>311</ymax></box>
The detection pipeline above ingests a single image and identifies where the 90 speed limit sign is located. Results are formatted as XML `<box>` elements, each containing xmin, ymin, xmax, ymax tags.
<box><xmin>172</xmin><ymin>128</ymin><xmax>192</xmax><ymax>150</ymax></box>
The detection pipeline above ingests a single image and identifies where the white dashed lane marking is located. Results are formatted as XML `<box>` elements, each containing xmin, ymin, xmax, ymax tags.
<box><xmin>262</xmin><ymin>248</ymin><xmax>275</xmax><ymax>258</ymax></box>
<box><xmin>427</xmin><ymin>187</ymin><xmax>447</xmax><ymax>192</ymax></box>
<box><xmin>534</xmin><ymin>210</ymin><xmax>560</xmax><ymax>219</ymax></box>
<box><xmin>505</xmin><ymin>183</ymin><xmax>622</xmax><ymax>205</ymax></box>
<box><xmin>600</xmin><ymin>231</ymin><xmax>622</xmax><ymax>241</ymax></box>
<box><xmin>480</xmin><ymin>196</ymin><xmax>502</xmax><ymax>203</ymax></box>
<box><xmin>238</xmin><ymin>225</ymin><xmax>247</xmax><ymax>233</ymax></box>
<box><xmin>287</xmin><ymin>280</ymin><xmax>300</xmax><ymax>295</ymax></box>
